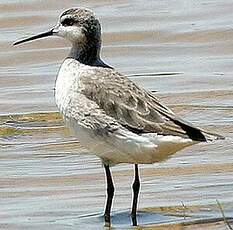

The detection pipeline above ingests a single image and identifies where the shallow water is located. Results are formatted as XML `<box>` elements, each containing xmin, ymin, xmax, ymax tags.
<box><xmin>0</xmin><ymin>0</ymin><xmax>233</xmax><ymax>229</ymax></box>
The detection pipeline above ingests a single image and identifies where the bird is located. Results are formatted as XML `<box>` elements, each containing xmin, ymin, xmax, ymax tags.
<box><xmin>13</xmin><ymin>7</ymin><xmax>224</xmax><ymax>227</ymax></box>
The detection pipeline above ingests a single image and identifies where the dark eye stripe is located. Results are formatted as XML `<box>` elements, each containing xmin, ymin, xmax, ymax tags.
<box><xmin>61</xmin><ymin>18</ymin><xmax>74</xmax><ymax>26</ymax></box>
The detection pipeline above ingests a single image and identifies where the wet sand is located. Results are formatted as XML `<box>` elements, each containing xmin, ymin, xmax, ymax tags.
<box><xmin>0</xmin><ymin>0</ymin><xmax>233</xmax><ymax>229</ymax></box>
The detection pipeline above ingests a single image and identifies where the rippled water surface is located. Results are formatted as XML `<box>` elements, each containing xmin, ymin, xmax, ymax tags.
<box><xmin>0</xmin><ymin>0</ymin><xmax>233</xmax><ymax>229</ymax></box>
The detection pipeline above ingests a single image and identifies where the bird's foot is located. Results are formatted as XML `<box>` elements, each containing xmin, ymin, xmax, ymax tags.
<box><xmin>104</xmin><ymin>213</ymin><xmax>111</xmax><ymax>227</ymax></box>
<box><xmin>131</xmin><ymin>212</ymin><xmax>138</xmax><ymax>226</ymax></box>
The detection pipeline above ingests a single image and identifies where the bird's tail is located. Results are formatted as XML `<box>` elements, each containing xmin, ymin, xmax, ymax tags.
<box><xmin>200</xmin><ymin>129</ymin><xmax>225</xmax><ymax>142</ymax></box>
<box><xmin>173</xmin><ymin>117</ymin><xmax>224</xmax><ymax>142</ymax></box>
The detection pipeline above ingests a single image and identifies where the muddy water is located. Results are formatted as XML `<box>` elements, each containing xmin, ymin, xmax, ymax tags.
<box><xmin>0</xmin><ymin>0</ymin><xmax>233</xmax><ymax>229</ymax></box>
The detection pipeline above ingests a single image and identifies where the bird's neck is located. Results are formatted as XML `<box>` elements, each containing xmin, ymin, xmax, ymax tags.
<box><xmin>68</xmin><ymin>38</ymin><xmax>110</xmax><ymax>68</ymax></box>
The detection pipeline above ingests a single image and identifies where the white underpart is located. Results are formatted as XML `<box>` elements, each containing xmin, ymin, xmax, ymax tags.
<box><xmin>55</xmin><ymin>59</ymin><xmax>196</xmax><ymax>166</ymax></box>
<box><xmin>70</xmin><ymin>122</ymin><xmax>194</xmax><ymax>165</ymax></box>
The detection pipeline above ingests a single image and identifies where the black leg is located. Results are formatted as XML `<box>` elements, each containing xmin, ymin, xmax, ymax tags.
<box><xmin>104</xmin><ymin>164</ymin><xmax>115</xmax><ymax>226</ymax></box>
<box><xmin>131</xmin><ymin>164</ymin><xmax>140</xmax><ymax>226</ymax></box>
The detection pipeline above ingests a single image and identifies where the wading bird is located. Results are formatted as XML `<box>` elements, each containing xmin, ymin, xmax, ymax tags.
<box><xmin>14</xmin><ymin>8</ymin><xmax>223</xmax><ymax>227</ymax></box>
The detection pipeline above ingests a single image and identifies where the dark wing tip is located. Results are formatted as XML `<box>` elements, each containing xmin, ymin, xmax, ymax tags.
<box><xmin>172</xmin><ymin>120</ymin><xmax>207</xmax><ymax>141</ymax></box>
<box><xmin>175</xmin><ymin>119</ymin><xmax>225</xmax><ymax>142</ymax></box>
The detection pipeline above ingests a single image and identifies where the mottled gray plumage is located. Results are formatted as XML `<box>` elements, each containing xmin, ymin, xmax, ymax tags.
<box><xmin>52</xmin><ymin>8</ymin><xmax>224</xmax><ymax>143</ymax></box>
<box><xmin>13</xmin><ymin>7</ymin><xmax>224</xmax><ymax>227</ymax></box>
<box><xmin>78</xmin><ymin>63</ymin><xmax>222</xmax><ymax>141</ymax></box>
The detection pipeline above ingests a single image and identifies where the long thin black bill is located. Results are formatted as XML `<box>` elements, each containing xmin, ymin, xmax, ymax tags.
<box><xmin>13</xmin><ymin>29</ymin><xmax>54</xmax><ymax>46</ymax></box>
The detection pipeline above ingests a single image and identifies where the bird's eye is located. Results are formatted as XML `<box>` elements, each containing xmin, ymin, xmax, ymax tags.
<box><xmin>61</xmin><ymin>18</ymin><xmax>74</xmax><ymax>26</ymax></box>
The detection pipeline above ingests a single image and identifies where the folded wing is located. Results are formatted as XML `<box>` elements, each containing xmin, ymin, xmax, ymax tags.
<box><xmin>79</xmin><ymin>67</ymin><xmax>222</xmax><ymax>141</ymax></box>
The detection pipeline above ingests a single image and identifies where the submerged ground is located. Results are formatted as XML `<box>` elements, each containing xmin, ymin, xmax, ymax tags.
<box><xmin>0</xmin><ymin>0</ymin><xmax>233</xmax><ymax>229</ymax></box>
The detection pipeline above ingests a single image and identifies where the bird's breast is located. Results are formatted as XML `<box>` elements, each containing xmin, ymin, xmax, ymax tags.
<box><xmin>55</xmin><ymin>58</ymin><xmax>84</xmax><ymax>116</ymax></box>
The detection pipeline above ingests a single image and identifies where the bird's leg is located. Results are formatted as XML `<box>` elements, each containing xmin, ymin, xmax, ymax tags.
<box><xmin>104</xmin><ymin>164</ymin><xmax>115</xmax><ymax>226</ymax></box>
<box><xmin>131</xmin><ymin>164</ymin><xmax>140</xmax><ymax>226</ymax></box>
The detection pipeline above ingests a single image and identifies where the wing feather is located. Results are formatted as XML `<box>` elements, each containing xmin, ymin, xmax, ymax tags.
<box><xmin>79</xmin><ymin>67</ymin><xmax>221</xmax><ymax>141</ymax></box>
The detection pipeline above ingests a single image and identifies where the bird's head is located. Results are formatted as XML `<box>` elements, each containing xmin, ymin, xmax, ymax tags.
<box><xmin>13</xmin><ymin>8</ymin><xmax>101</xmax><ymax>46</ymax></box>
